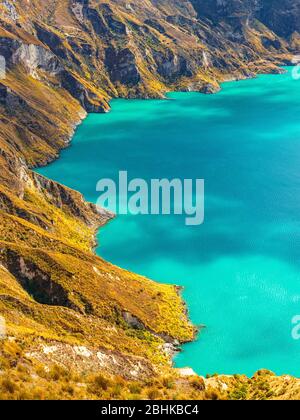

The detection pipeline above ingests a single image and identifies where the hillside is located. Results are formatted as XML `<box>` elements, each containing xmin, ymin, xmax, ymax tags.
<box><xmin>0</xmin><ymin>0</ymin><xmax>300</xmax><ymax>400</ymax></box>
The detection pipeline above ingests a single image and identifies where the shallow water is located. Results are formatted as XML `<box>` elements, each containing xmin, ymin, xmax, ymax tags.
<box><xmin>37</xmin><ymin>67</ymin><xmax>300</xmax><ymax>377</ymax></box>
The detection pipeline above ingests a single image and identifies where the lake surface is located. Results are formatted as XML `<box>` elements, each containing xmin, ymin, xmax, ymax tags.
<box><xmin>37</xmin><ymin>67</ymin><xmax>300</xmax><ymax>377</ymax></box>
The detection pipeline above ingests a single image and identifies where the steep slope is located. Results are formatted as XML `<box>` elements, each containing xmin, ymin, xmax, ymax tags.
<box><xmin>0</xmin><ymin>0</ymin><xmax>300</xmax><ymax>399</ymax></box>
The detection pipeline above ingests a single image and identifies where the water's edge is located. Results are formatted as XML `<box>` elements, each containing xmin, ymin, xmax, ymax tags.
<box><xmin>35</xmin><ymin>67</ymin><xmax>290</xmax><ymax>373</ymax></box>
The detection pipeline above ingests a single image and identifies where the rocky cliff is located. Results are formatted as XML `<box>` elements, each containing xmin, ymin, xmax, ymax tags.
<box><xmin>0</xmin><ymin>0</ymin><xmax>299</xmax><ymax>400</ymax></box>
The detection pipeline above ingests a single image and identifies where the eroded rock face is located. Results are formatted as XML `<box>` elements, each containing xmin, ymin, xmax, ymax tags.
<box><xmin>71</xmin><ymin>0</ymin><xmax>88</xmax><ymax>23</ymax></box>
<box><xmin>0</xmin><ymin>37</ymin><xmax>21</xmax><ymax>63</ymax></box>
<box><xmin>105</xmin><ymin>47</ymin><xmax>140</xmax><ymax>86</ymax></box>
<box><xmin>35</xmin><ymin>25</ymin><xmax>70</xmax><ymax>61</ymax></box>
<box><xmin>12</xmin><ymin>44</ymin><xmax>62</xmax><ymax>77</ymax></box>
<box><xmin>1</xmin><ymin>0</ymin><xmax>19</xmax><ymax>21</ymax></box>
<box><xmin>3</xmin><ymin>250</ymin><xmax>74</xmax><ymax>308</ymax></box>
<box><xmin>153</xmin><ymin>50</ymin><xmax>194</xmax><ymax>81</ymax></box>
<box><xmin>259</xmin><ymin>0</ymin><xmax>300</xmax><ymax>38</ymax></box>
<box><xmin>191</xmin><ymin>0</ymin><xmax>259</xmax><ymax>22</ymax></box>
<box><xmin>192</xmin><ymin>0</ymin><xmax>300</xmax><ymax>38</ymax></box>
<box><xmin>60</xmin><ymin>70</ymin><xmax>106</xmax><ymax>112</ymax></box>
<box><xmin>86</xmin><ymin>3</ymin><xmax>129</xmax><ymax>37</ymax></box>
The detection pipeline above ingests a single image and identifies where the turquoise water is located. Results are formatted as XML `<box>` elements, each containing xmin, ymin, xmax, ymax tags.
<box><xmin>37</xmin><ymin>67</ymin><xmax>300</xmax><ymax>377</ymax></box>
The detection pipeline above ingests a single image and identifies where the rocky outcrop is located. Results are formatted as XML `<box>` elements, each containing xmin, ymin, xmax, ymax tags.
<box><xmin>192</xmin><ymin>0</ymin><xmax>300</xmax><ymax>39</ymax></box>
<box><xmin>259</xmin><ymin>0</ymin><xmax>300</xmax><ymax>38</ymax></box>
<box><xmin>3</xmin><ymin>250</ymin><xmax>75</xmax><ymax>308</ymax></box>
<box><xmin>1</xmin><ymin>0</ymin><xmax>19</xmax><ymax>21</ymax></box>
<box><xmin>35</xmin><ymin>25</ymin><xmax>70</xmax><ymax>61</ymax></box>
<box><xmin>105</xmin><ymin>47</ymin><xmax>140</xmax><ymax>86</ymax></box>
<box><xmin>60</xmin><ymin>70</ymin><xmax>107</xmax><ymax>112</ymax></box>
<box><xmin>85</xmin><ymin>3</ymin><xmax>129</xmax><ymax>37</ymax></box>
<box><xmin>0</xmin><ymin>37</ymin><xmax>21</xmax><ymax>63</ymax></box>
<box><xmin>12</xmin><ymin>44</ymin><xmax>62</xmax><ymax>78</ymax></box>
<box><xmin>153</xmin><ymin>50</ymin><xmax>194</xmax><ymax>81</ymax></box>
<box><xmin>31</xmin><ymin>169</ymin><xmax>111</xmax><ymax>227</ymax></box>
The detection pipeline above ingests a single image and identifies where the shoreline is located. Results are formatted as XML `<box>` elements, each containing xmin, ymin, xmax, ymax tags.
<box><xmin>33</xmin><ymin>64</ymin><xmax>293</xmax><ymax>369</ymax></box>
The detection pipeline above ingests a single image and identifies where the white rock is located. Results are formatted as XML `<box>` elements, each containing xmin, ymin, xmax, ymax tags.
<box><xmin>177</xmin><ymin>367</ymin><xmax>197</xmax><ymax>377</ymax></box>
<box><xmin>43</xmin><ymin>346</ymin><xmax>57</xmax><ymax>355</ymax></box>
<box><xmin>74</xmin><ymin>346</ymin><xmax>92</xmax><ymax>358</ymax></box>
